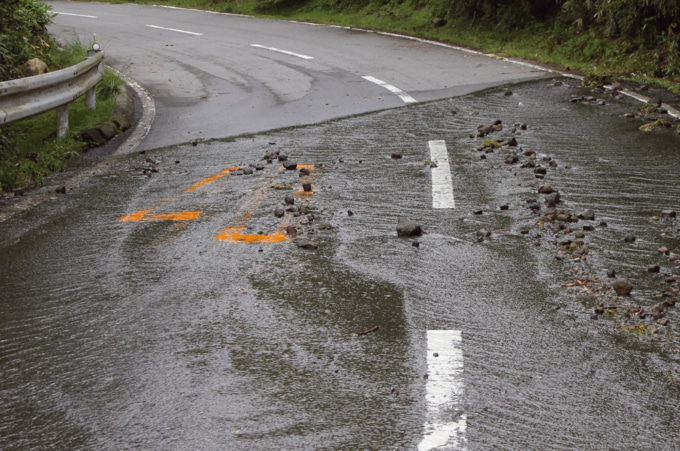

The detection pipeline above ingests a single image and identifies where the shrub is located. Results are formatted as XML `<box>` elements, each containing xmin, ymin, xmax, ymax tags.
<box><xmin>0</xmin><ymin>0</ymin><xmax>55</xmax><ymax>81</ymax></box>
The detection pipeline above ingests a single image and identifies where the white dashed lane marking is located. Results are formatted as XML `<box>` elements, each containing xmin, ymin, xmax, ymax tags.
<box><xmin>419</xmin><ymin>330</ymin><xmax>466</xmax><ymax>451</ymax></box>
<box><xmin>362</xmin><ymin>76</ymin><xmax>417</xmax><ymax>103</ymax></box>
<box><xmin>146</xmin><ymin>25</ymin><xmax>203</xmax><ymax>36</ymax></box>
<box><xmin>250</xmin><ymin>44</ymin><xmax>314</xmax><ymax>60</ymax></box>
<box><xmin>428</xmin><ymin>140</ymin><xmax>455</xmax><ymax>209</ymax></box>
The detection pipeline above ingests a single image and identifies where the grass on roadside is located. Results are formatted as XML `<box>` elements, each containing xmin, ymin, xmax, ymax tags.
<box><xmin>0</xmin><ymin>39</ymin><xmax>122</xmax><ymax>192</ymax></box>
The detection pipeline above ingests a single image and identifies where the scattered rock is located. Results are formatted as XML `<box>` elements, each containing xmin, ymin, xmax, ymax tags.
<box><xmin>299</xmin><ymin>168</ymin><xmax>311</xmax><ymax>176</ymax></box>
<box><xmin>55</xmin><ymin>186</ymin><xmax>66</xmax><ymax>194</ymax></box>
<box><xmin>575</xmin><ymin>231</ymin><xmax>585</xmax><ymax>239</ymax></box>
<box><xmin>613</xmin><ymin>279</ymin><xmax>633</xmax><ymax>295</ymax></box>
<box><xmin>477</xmin><ymin>229</ymin><xmax>491</xmax><ymax>238</ymax></box>
<box><xmin>545</xmin><ymin>192</ymin><xmax>561</xmax><ymax>207</ymax></box>
<box><xmin>505</xmin><ymin>155</ymin><xmax>519</xmax><ymax>164</ymax></box>
<box><xmin>297</xmin><ymin>240</ymin><xmax>318</xmax><ymax>250</ymax></box>
<box><xmin>538</xmin><ymin>184</ymin><xmax>554</xmax><ymax>194</ymax></box>
<box><xmin>302</xmin><ymin>182</ymin><xmax>312</xmax><ymax>192</ymax></box>
<box><xmin>583</xmin><ymin>225</ymin><xmax>594</xmax><ymax>231</ymax></box>
<box><xmin>648</xmin><ymin>264</ymin><xmax>661</xmax><ymax>272</ymax></box>
<box><xmin>14</xmin><ymin>189</ymin><xmax>24</xmax><ymax>197</ymax></box>
<box><xmin>478</xmin><ymin>124</ymin><xmax>495</xmax><ymax>135</ymax></box>
<box><xmin>432</xmin><ymin>17</ymin><xmax>447</xmax><ymax>27</ymax></box>
<box><xmin>661</xmin><ymin>210</ymin><xmax>677</xmax><ymax>218</ymax></box>
<box><xmin>624</xmin><ymin>235</ymin><xmax>636</xmax><ymax>243</ymax></box>
<box><xmin>278</xmin><ymin>154</ymin><xmax>288</xmax><ymax>161</ymax></box>
<box><xmin>473</xmin><ymin>210</ymin><xmax>483</xmax><ymax>215</ymax></box>
<box><xmin>396</xmin><ymin>217</ymin><xmax>423</xmax><ymax>237</ymax></box>
<box><xmin>500</xmin><ymin>204</ymin><xmax>509</xmax><ymax>211</ymax></box>
<box><xmin>286</xmin><ymin>225</ymin><xmax>297</xmax><ymax>236</ymax></box>
<box><xmin>504</xmin><ymin>90</ymin><xmax>513</xmax><ymax>96</ymax></box>
<box><xmin>348</xmin><ymin>210</ymin><xmax>354</xmax><ymax>217</ymax></box>
<box><xmin>507</xmin><ymin>137</ymin><xmax>518</xmax><ymax>147</ymax></box>
<box><xmin>274</xmin><ymin>207</ymin><xmax>284</xmax><ymax>218</ymax></box>
<box><xmin>391</xmin><ymin>153</ymin><xmax>403</xmax><ymax>159</ymax></box>
<box><xmin>658</xmin><ymin>246</ymin><xmax>670</xmax><ymax>255</ymax></box>
<box><xmin>242</xmin><ymin>167</ymin><xmax>253</xmax><ymax>175</ymax></box>
<box><xmin>534</xmin><ymin>167</ymin><xmax>547</xmax><ymax>175</ymax></box>
<box><xmin>284</xmin><ymin>195</ymin><xmax>295</xmax><ymax>205</ymax></box>
<box><xmin>607</xmin><ymin>268</ymin><xmax>616</xmax><ymax>278</ymax></box>
<box><xmin>578</xmin><ymin>209</ymin><xmax>595</xmax><ymax>221</ymax></box>
<box><xmin>21</xmin><ymin>58</ymin><xmax>48</xmax><ymax>77</ymax></box>
<box><xmin>282</xmin><ymin>161</ymin><xmax>297</xmax><ymax>170</ymax></box>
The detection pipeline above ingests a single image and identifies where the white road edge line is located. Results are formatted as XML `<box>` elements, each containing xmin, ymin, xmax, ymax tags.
<box><xmin>428</xmin><ymin>140</ymin><xmax>455</xmax><ymax>209</ymax></box>
<box><xmin>362</xmin><ymin>76</ymin><xmax>417</xmax><ymax>103</ymax></box>
<box><xmin>146</xmin><ymin>25</ymin><xmax>203</xmax><ymax>36</ymax></box>
<box><xmin>419</xmin><ymin>330</ymin><xmax>466</xmax><ymax>451</ymax></box>
<box><xmin>54</xmin><ymin>12</ymin><xmax>98</xmax><ymax>19</ymax></box>
<box><xmin>250</xmin><ymin>44</ymin><xmax>314</xmax><ymax>60</ymax></box>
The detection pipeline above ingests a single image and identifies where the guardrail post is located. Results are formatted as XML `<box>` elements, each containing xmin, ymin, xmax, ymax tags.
<box><xmin>85</xmin><ymin>49</ymin><xmax>103</xmax><ymax>111</ymax></box>
<box><xmin>56</xmin><ymin>105</ymin><xmax>69</xmax><ymax>140</ymax></box>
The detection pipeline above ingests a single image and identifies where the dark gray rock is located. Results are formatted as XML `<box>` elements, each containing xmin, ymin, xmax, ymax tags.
<box><xmin>607</xmin><ymin>268</ymin><xmax>616</xmax><ymax>278</ymax></box>
<box><xmin>282</xmin><ymin>161</ymin><xmax>297</xmax><ymax>170</ymax></box>
<box><xmin>545</xmin><ymin>192</ymin><xmax>560</xmax><ymax>207</ymax></box>
<box><xmin>538</xmin><ymin>184</ymin><xmax>554</xmax><ymax>194</ymax></box>
<box><xmin>507</xmin><ymin>137</ymin><xmax>518</xmax><ymax>147</ymax></box>
<box><xmin>505</xmin><ymin>155</ymin><xmax>519</xmax><ymax>164</ymax></box>
<box><xmin>624</xmin><ymin>235</ymin><xmax>636</xmax><ymax>243</ymax></box>
<box><xmin>274</xmin><ymin>207</ymin><xmax>284</xmax><ymax>218</ymax></box>
<box><xmin>397</xmin><ymin>217</ymin><xmax>423</xmax><ymax>237</ymax></box>
<box><xmin>242</xmin><ymin>167</ymin><xmax>254</xmax><ymax>175</ymax></box>
<box><xmin>297</xmin><ymin>240</ymin><xmax>318</xmax><ymax>250</ymax></box>
<box><xmin>661</xmin><ymin>210</ymin><xmax>677</xmax><ymax>218</ymax></box>
<box><xmin>578</xmin><ymin>209</ymin><xmax>595</xmax><ymax>221</ymax></box>
<box><xmin>534</xmin><ymin>167</ymin><xmax>547</xmax><ymax>175</ymax></box>
<box><xmin>284</xmin><ymin>195</ymin><xmax>295</xmax><ymax>205</ymax></box>
<box><xmin>648</xmin><ymin>264</ymin><xmax>661</xmax><ymax>273</ymax></box>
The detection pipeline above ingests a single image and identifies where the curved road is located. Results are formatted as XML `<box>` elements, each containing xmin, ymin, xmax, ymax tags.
<box><xmin>48</xmin><ymin>1</ymin><xmax>548</xmax><ymax>149</ymax></box>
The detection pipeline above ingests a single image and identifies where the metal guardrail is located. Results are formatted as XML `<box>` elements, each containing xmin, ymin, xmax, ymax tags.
<box><xmin>0</xmin><ymin>51</ymin><xmax>105</xmax><ymax>139</ymax></box>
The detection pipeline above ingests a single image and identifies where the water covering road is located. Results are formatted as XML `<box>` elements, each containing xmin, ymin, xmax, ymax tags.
<box><xmin>2</xmin><ymin>80</ymin><xmax>680</xmax><ymax>449</ymax></box>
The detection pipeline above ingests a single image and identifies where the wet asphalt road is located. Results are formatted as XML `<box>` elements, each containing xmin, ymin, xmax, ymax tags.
<box><xmin>2</xmin><ymin>3</ymin><xmax>680</xmax><ymax>451</ymax></box>
<box><xmin>3</xmin><ymin>78</ymin><xmax>680</xmax><ymax>450</ymax></box>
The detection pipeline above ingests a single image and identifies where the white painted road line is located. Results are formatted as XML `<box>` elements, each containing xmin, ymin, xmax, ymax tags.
<box><xmin>419</xmin><ymin>330</ymin><xmax>466</xmax><ymax>451</ymax></box>
<box><xmin>362</xmin><ymin>76</ymin><xmax>417</xmax><ymax>103</ymax></box>
<box><xmin>146</xmin><ymin>25</ymin><xmax>203</xmax><ymax>36</ymax></box>
<box><xmin>54</xmin><ymin>12</ymin><xmax>98</xmax><ymax>19</ymax></box>
<box><xmin>428</xmin><ymin>140</ymin><xmax>455</xmax><ymax>209</ymax></box>
<box><xmin>250</xmin><ymin>44</ymin><xmax>314</xmax><ymax>60</ymax></box>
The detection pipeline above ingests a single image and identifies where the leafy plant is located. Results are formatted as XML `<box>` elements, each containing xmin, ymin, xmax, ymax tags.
<box><xmin>0</xmin><ymin>0</ymin><xmax>56</xmax><ymax>81</ymax></box>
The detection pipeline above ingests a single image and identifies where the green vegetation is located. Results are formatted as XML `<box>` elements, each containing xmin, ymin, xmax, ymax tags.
<box><xmin>482</xmin><ymin>139</ymin><xmax>500</xmax><ymax>149</ymax></box>
<box><xmin>639</xmin><ymin>118</ymin><xmax>673</xmax><ymax>131</ymax></box>
<box><xmin>74</xmin><ymin>0</ymin><xmax>680</xmax><ymax>90</ymax></box>
<box><xmin>0</xmin><ymin>0</ymin><xmax>55</xmax><ymax>81</ymax></box>
<box><xmin>0</xmin><ymin>40</ymin><xmax>122</xmax><ymax>192</ymax></box>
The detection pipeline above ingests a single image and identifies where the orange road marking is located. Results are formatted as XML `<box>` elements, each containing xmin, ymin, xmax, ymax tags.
<box><xmin>183</xmin><ymin>166</ymin><xmax>241</xmax><ymax>193</ymax></box>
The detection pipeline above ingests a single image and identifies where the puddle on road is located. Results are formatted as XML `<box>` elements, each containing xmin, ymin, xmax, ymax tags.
<box><xmin>2</xmin><ymin>78</ymin><xmax>680</xmax><ymax>449</ymax></box>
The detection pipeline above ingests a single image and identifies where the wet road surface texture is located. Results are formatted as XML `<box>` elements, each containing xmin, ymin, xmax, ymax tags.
<box><xmin>2</xmin><ymin>79</ymin><xmax>680</xmax><ymax>449</ymax></box>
